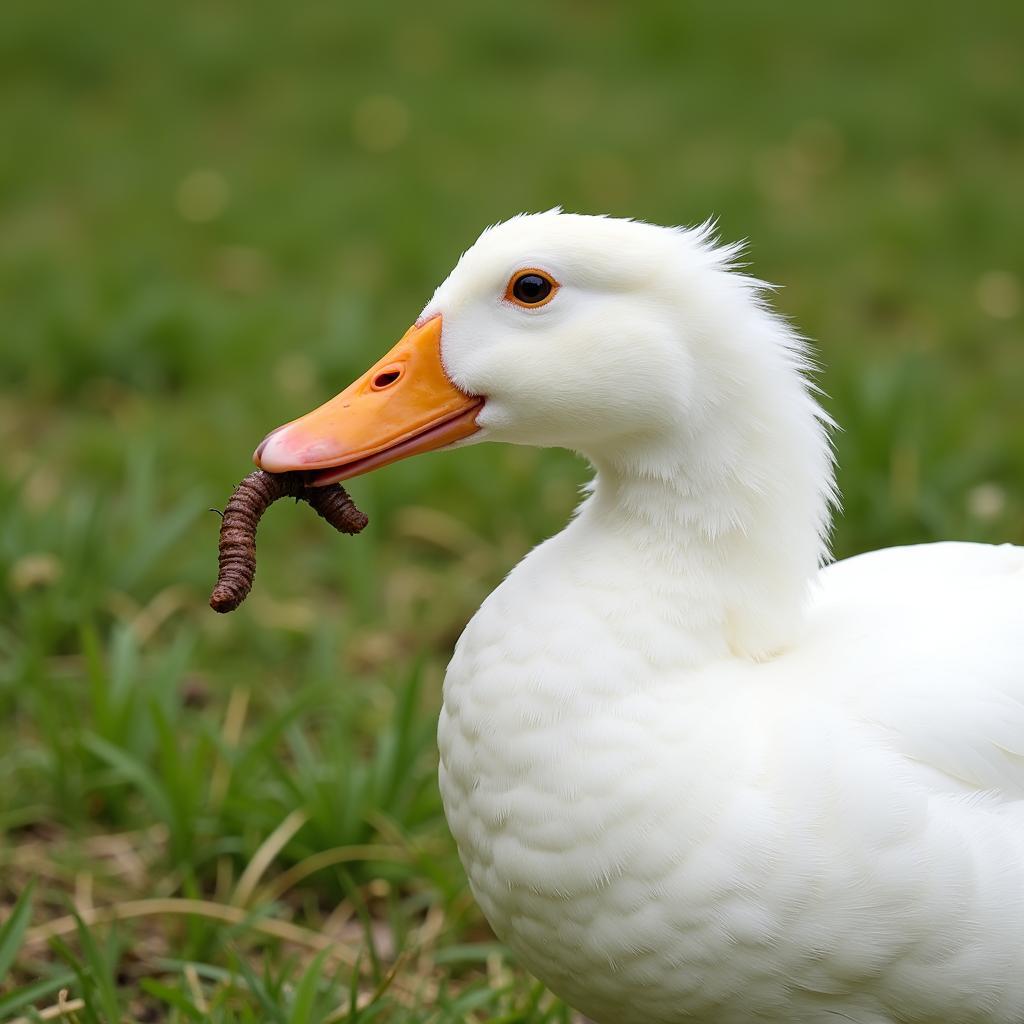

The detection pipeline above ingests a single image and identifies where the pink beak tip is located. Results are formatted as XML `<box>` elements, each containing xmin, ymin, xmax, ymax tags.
<box><xmin>254</xmin><ymin>425</ymin><xmax>290</xmax><ymax>468</ymax></box>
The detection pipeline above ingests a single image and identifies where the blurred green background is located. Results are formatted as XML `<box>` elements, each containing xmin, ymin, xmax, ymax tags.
<box><xmin>1</xmin><ymin>0</ymin><xmax>1021</xmax><ymax>1019</ymax></box>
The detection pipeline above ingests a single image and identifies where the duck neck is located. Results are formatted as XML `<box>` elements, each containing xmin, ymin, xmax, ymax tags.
<box><xmin>577</xmin><ymin>396</ymin><xmax>833</xmax><ymax>663</ymax></box>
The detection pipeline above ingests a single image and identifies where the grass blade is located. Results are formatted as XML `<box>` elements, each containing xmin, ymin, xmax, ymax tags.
<box><xmin>286</xmin><ymin>947</ymin><xmax>331</xmax><ymax>1024</ymax></box>
<box><xmin>0</xmin><ymin>883</ymin><xmax>34</xmax><ymax>981</ymax></box>
<box><xmin>72</xmin><ymin>910</ymin><xmax>122</xmax><ymax>1024</ymax></box>
<box><xmin>139</xmin><ymin>977</ymin><xmax>207</xmax><ymax>1020</ymax></box>
<box><xmin>0</xmin><ymin>971</ymin><xmax>77</xmax><ymax>1017</ymax></box>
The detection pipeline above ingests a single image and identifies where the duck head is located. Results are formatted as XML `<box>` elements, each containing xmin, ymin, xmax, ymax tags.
<box><xmin>255</xmin><ymin>211</ymin><xmax>764</xmax><ymax>479</ymax></box>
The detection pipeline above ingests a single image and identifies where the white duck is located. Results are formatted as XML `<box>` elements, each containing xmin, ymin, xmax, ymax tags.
<box><xmin>256</xmin><ymin>212</ymin><xmax>1024</xmax><ymax>1024</ymax></box>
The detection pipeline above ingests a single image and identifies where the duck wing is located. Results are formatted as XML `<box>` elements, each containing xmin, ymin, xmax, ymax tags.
<box><xmin>810</xmin><ymin>542</ymin><xmax>1024</xmax><ymax>798</ymax></box>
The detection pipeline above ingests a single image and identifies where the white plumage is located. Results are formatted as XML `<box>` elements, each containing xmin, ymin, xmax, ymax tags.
<box><xmin>260</xmin><ymin>209</ymin><xmax>1024</xmax><ymax>1022</ymax></box>
<box><xmin>424</xmin><ymin>213</ymin><xmax>1024</xmax><ymax>1023</ymax></box>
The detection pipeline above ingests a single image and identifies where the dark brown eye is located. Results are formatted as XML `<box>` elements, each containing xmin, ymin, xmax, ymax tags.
<box><xmin>513</xmin><ymin>274</ymin><xmax>550</xmax><ymax>303</ymax></box>
<box><xmin>506</xmin><ymin>269</ymin><xmax>558</xmax><ymax>308</ymax></box>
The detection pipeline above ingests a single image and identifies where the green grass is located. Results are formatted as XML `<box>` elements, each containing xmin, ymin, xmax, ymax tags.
<box><xmin>1</xmin><ymin>0</ymin><xmax>1022</xmax><ymax>1019</ymax></box>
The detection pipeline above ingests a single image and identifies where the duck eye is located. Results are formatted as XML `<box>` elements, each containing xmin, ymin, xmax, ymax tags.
<box><xmin>507</xmin><ymin>269</ymin><xmax>558</xmax><ymax>308</ymax></box>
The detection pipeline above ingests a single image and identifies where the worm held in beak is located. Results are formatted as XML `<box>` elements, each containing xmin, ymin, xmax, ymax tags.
<box><xmin>209</xmin><ymin>470</ymin><xmax>367</xmax><ymax>613</ymax></box>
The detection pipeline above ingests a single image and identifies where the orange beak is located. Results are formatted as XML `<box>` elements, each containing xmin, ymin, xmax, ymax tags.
<box><xmin>254</xmin><ymin>316</ymin><xmax>483</xmax><ymax>485</ymax></box>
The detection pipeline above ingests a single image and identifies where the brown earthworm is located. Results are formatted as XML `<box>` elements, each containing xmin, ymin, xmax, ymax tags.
<box><xmin>209</xmin><ymin>470</ymin><xmax>367</xmax><ymax>613</ymax></box>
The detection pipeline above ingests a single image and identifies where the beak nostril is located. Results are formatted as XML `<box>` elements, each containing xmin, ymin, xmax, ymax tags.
<box><xmin>372</xmin><ymin>367</ymin><xmax>403</xmax><ymax>390</ymax></box>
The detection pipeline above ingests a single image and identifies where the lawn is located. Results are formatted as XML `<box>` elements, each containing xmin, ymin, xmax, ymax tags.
<box><xmin>0</xmin><ymin>0</ymin><xmax>1022</xmax><ymax>1019</ymax></box>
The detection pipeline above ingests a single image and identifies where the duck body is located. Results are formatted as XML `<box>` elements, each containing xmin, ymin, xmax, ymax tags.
<box><xmin>255</xmin><ymin>211</ymin><xmax>1024</xmax><ymax>1022</ymax></box>
<box><xmin>440</xmin><ymin>533</ymin><xmax>1024</xmax><ymax>1023</ymax></box>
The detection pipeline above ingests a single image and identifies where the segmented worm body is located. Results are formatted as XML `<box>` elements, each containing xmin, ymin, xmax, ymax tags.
<box><xmin>210</xmin><ymin>470</ymin><xmax>367</xmax><ymax>613</ymax></box>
